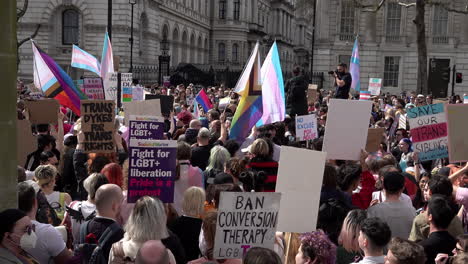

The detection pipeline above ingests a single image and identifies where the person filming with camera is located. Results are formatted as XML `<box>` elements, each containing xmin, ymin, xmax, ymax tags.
<box><xmin>330</xmin><ymin>63</ymin><xmax>352</xmax><ymax>100</ymax></box>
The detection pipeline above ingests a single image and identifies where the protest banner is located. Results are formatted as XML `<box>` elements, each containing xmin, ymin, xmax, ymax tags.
<box><xmin>83</xmin><ymin>78</ymin><xmax>105</xmax><ymax>100</ymax></box>
<box><xmin>133</xmin><ymin>86</ymin><xmax>144</xmax><ymax>101</ymax></box>
<box><xmin>127</xmin><ymin>139</ymin><xmax>176</xmax><ymax>203</ymax></box>
<box><xmin>145</xmin><ymin>94</ymin><xmax>175</xmax><ymax>115</ymax></box>
<box><xmin>17</xmin><ymin>120</ymin><xmax>37</xmax><ymax>167</ymax></box>
<box><xmin>368</xmin><ymin>78</ymin><xmax>382</xmax><ymax>95</ymax></box>
<box><xmin>103</xmin><ymin>72</ymin><xmax>118</xmax><ymax>102</ymax></box>
<box><xmin>307</xmin><ymin>84</ymin><xmax>318</xmax><ymax>105</ymax></box>
<box><xmin>123</xmin><ymin>100</ymin><xmax>162</xmax><ymax>126</ymax></box>
<box><xmin>446</xmin><ymin>104</ymin><xmax>468</xmax><ymax>162</ymax></box>
<box><xmin>80</xmin><ymin>100</ymin><xmax>116</xmax><ymax>153</ymax></box>
<box><xmin>121</xmin><ymin>73</ymin><xmax>133</xmax><ymax>102</ymax></box>
<box><xmin>24</xmin><ymin>99</ymin><xmax>60</xmax><ymax>124</ymax></box>
<box><xmin>407</xmin><ymin>103</ymin><xmax>448</xmax><ymax>161</ymax></box>
<box><xmin>214</xmin><ymin>192</ymin><xmax>281</xmax><ymax>259</ymax></box>
<box><xmin>295</xmin><ymin>114</ymin><xmax>318</xmax><ymax>141</ymax></box>
<box><xmin>128</xmin><ymin>115</ymin><xmax>165</xmax><ymax>141</ymax></box>
<box><xmin>366</xmin><ymin>128</ymin><xmax>385</xmax><ymax>153</ymax></box>
<box><xmin>275</xmin><ymin>146</ymin><xmax>326</xmax><ymax>233</ymax></box>
<box><xmin>323</xmin><ymin>99</ymin><xmax>372</xmax><ymax>160</ymax></box>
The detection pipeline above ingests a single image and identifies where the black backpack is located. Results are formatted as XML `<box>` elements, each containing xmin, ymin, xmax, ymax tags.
<box><xmin>66</xmin><ymin>202</ymin><xmax>96</xmax><ymax>223</ymax></box>
<box><xmin>36</xmin><ymin>190</ymin><xmax>61</xmax><ymax>226</ymax></box>
<box><xmin>74</xmin><ymin>221</ymin><xmax>121</xmax><ymax>264</ymax></box>
<box><xmin>317</xmin><ymin>197</ymin><xmax>351</xmax><ymax>244</ymax></box>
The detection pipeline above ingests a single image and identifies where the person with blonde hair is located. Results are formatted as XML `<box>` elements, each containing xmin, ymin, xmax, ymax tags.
<box><xmin>34</xmin><ymin>165</ymin><xmax>72</xmax><ymax>221</ymax></box>
<box><xmin>109</xmin><ymin>196</ymin><xmax>176</xmax><ymax>263</ymax></box>
<box><xmin>169</xmin><ymin>187</ymin><xmax>206</xmax><ymax>261</ymax></box>
<box><xmin>337</xmin><ymin>209</ymin><xmax>367</xmax><ymax>264</ymax></box>
<box><xmin>245</xmin><ymin>138</ymin><xmax>279</xmax><ymax>192</ymax></box>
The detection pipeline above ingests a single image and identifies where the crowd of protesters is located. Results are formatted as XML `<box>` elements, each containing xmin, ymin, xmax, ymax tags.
<box><xmin>4</xmin><ymin>68</ymin><xmax>468</xmax><ymax>264</ymax></box>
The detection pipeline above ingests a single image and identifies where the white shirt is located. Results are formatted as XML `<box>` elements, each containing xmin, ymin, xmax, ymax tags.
<box><xmin>371</xmin><ymin>191</ymin><xmax>413</xmax><ymax>207</ymax></box>
<box><xmin>69</xmin><ymin>200</ymin><xmax>96</xmax><ymax>244</ymax></box>
<box><xmin>26</xmin><ymin>220</ymin><xmax>66</xmax><ymax>264</ymax></box>
<box><xmin>351</xmin><ymin>256</ymin><xmax>386</xmax><ymax>264</ymax></box>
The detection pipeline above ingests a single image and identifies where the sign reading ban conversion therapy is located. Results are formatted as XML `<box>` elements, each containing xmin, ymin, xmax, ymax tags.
<box><xmin>407</xmin><ymin>103</ymin><xmax>448</xmax><ymax>161</ymax></box>
<box><xmin>214</xmin><ymin>192</ymin><xmax>281</xmax><ymax>259</ymax></box>
<box><xmin>81</xmin><ymin>100</ymin><xmax>115</xmax><ymax>153</ymax></box>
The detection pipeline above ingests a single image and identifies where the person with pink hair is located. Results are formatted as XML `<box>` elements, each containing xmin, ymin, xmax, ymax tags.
<box><xmin>295</xmin><ymin>230</ymin><xmax>337</xmax><ymax>264</ymax></box>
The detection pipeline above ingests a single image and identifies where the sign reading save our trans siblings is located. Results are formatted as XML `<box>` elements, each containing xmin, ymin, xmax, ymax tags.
<box><xmin>214</xmin><ymin>192</ymin><xmax>281</xmax><ymax>259</ymax></box>
<box><xmin>128</xmin><ymin>115</ymin><xmax>165</xmax><ymax>141</ymax></box>
<box><xmin>407</xmin><ymin>103</ymin><xmax>448</xmax><ymax>161</ymax></box>
<box><xmin>127</xmin><ymin>140</ymin><xmax>176</xmax><ymax>203</ymax></box>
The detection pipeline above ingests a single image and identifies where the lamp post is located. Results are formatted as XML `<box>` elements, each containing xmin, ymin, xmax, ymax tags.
<box><xmin>159</xmin><ymin>38</ymin><xmax>171</xmax><ymax>85</ymax></box>
<box><xmin>129</xmin><ymin>0</ymin><xmax>137</xmax><ymax>73</ymax></box>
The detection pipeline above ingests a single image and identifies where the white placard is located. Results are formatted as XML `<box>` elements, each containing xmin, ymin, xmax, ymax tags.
<box><xmin>322</xmin><ymin>99</ymin><xmax>372</xmax><ymax>160</ymax></box>
<box><xmin>296</xmin><ymin>114</ymin><xmax>318</xmax><ymax>141</ymax></box>
<box><xmin>275</xmin><ymin>147</ymin><xmax>326</xmax><ymax>233</ymax></box>
<box><xmin>123</xmin><ymin>100</ymin><xmax>162</xmax><ymax>126</ymax></box>
<box><xmin>103</xmin><ymin>72</ymin><xmax>118</xmax><ymax>102</ymax></box>
<box><xmin>368</xmin><ymin>78</ymin><xmax>382</xmax><ymax>96</ymax></box>
<box><xmin>214</xmin><ymin>192</ymin><xmax>281</xmax><ymax>259</ymax></box>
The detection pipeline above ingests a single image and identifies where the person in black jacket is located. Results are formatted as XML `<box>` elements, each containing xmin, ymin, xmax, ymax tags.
<box><xmin>333</xmin><ymin>63</ymin><xmax>352</xmax><ymax>100</ymax></box>
<box><xmin>285</xmin><ymin>66</ymin><xmax>308</xmax><ymax>117</ymax></box>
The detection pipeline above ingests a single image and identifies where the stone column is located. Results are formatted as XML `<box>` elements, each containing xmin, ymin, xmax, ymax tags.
<box><xmin>363</xmin><ymin>10</ymin><xmax>376</xmax><ymax>42</ymax></box>
<box><xmin>0</xmin><ymin>0</ymin><xmax>18</xmax><ymax>210</ymax></box>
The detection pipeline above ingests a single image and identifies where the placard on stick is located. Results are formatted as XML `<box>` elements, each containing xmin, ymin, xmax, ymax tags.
<box><xmin>145</xmin><ymin>94</ymin><xmax>175</xmax><ymax>116</ymax></box>
<box><xmin>296</xmin><ymin>114</ymin><xmax>318</xmax><ymax>141</ymax></box>
<box><xmin>127</xmin><ymin>139</ymin><xmax>177</xmax><ymax>203</ymax></box>
<box><xmin>123</xmin><ymin>100</ymin><xmax>162</xmax><ymax>126</ymax></box>
<box><xmin>128</xmin><ymin>115</ymin><xmax>165</xmax><ymax>142</ymax></box>
<box><xmin>17</xmin><ymin>120</ymin><xmax>37</xmax><ymax>167</ymax></box>
<box><xmin>323</xmin><ymin>99</ymin><xmax>372</xmax><ymax>160</ymax></box>
<box><xmin>366</xmin><ymin>128</ymin><xmax>385</xmax><ymax>153</ymax></box>
<box><xmin>307</xmin><ymin>84</ymin><xmax>318</xmax><ymax>105</ymax></box>
<box><xmin>275</xmin><ymin>146</ymin><xmax>326</xmax><ymax>233</ymax></box>
<box><xmin>446</xmin><ymin>104</ymin><xmax>468</xmax><ymax>162</ymax></box>
<box><xmin>83</xmin><ymin>78</ymin><xmax>105</xmax><ymax>100</ymax></box>
<box><xmin>214</xmin><ymin>192</ymin><xmax>281</xmax><ymax>259</ymax></box>
<box><xmin>81</xmin><ymin>100</ymin><xmax>116</xmax><ymax>153</ymax></box>
<box><xmin>407</xmin><ymin>103</ymin><xmax>448</xmax><ymax>161</ymax></box>
<box><xmin>24</xmin><ymin>99</ymin><xmax>60</xmax><ymax>124</ymax></box>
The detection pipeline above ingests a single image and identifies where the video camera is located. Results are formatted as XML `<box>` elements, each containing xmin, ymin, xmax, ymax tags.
<box><xmin>328</xmin><ymin>70</ymin><xmax>338</xmax><ymax>75</ymax></box>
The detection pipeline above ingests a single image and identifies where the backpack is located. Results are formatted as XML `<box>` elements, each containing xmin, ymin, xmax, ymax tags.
<box><xmin>317</xmin><ymin>197</ymin><xmax>351</xmax><ymax>243</ymax></box>
<box><xmin>65</xmin><ymin>202</ymin><xmax>97</xmax><ymax>223</ymax></box>
<box><xmin>36</xmin><ymin>189</ymin><xmax>61</xmax><ymax>226</ymax></box>
<box><xmin>74</xmin><ymin>221</ymin><xmax>121</xmax><ymax>264</ymax></box>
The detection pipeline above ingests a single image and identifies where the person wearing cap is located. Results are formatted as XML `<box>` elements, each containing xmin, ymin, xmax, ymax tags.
<box><xmin>0</xmin><ymin>209</ymin><xmax>39</xmax><ymax>264</ymax></box>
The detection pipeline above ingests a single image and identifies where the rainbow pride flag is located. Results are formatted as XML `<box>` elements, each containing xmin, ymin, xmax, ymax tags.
<box><xmin>257</xmin><ymin>41</ymin><xmax>285</xmax><ymax>126</ymax></box>
<box><xmin>100</xmin><ymin>31</ymin><xmax>114</xmax><ymax>79</ymax></box>
<box><xmin>195</xmin><ymin>88</ymin><xmax>213</xmax><ymax>112</ymax></box>
<box><xmin>71</xmin><ymin>44</ymin><xmax>101</xmax><ymax>76</ymax></box>
<box><xmin>230</xmin><ymin>42</ymin><xmax>263</xmax><ymax>143</ymax></box>
<box><xmin>32</xmin><ymin>41</ymin><xmax>87</xmax><ymax>115</ymax></box>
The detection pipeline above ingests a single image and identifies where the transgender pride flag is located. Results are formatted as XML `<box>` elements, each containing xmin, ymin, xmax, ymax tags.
<box><xmin>100</xmin><ymin>31</ymin><xmax>114</xmax><ymax>79</ymax></box>
<box><xmin>71</xmin><ymin>45</ymin><xmax>101</xmax><ymax>76</ymax></box>
<box><xmin>349</xmin><ymin>38</ymin><xmax>361</xmax><ymax>92</ymax></box>
<box><xmin>360</xmin><ymin>91</ymin><xmax>371</xmax><ymax>101</ymax></box>
<box><xmin>256</xmin><ymin>41</ymin><xmax>285</xmax><ymax>126</ymax></box>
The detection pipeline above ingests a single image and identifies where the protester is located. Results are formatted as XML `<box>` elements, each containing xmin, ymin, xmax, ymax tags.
<box><xmin>17</xmin><ymin>182</ymin><xmax>71</xmax><ymax>264</ymax></box>
<box><xmin>245</xmin><ymin>138</ymin><xmax>279</xmax><ymax>192</ymax></box>
<box><xmin>351</xmin><ymin>217</ymin><xmax>391</xmax><ymax>264</ymax></box>
<box><xmin>174</xmin><ymin>142</ymin><xmax>203</xmax><ymax>215</ymax></box>
<box><xmin>398</xmin><ymin>138</ymin><xmax>413</xmax><ymax>173</ymax></box>
<box><xmin>337</xmin><ymin>209</ymin><xmax>368</xmax><ymax>264</ymax></box>
<box><xmin>169</xmin><ymin>187</ymin><xmax>205</xmax><ymax>261</ymax></box>
<box><xmin>285</xmin><ymin>66</ymin><xmax>308</xmax><ymax>116</ymax></box>
<box><xmin>333</xmin><ymin>63</ymin><xmax>352</xmax><ymax>100</ymax></box>
<box><xmin>204</xmin><ymin>145</ymin><xmax>230</xmax><ymax>186</ymax></box>
<box><xmin>243</xmin><ymin>247</ymin><xmax>282</xmax><ymax>264</ymax></box>
<box><xmin>386</xmin><ymin>237</ymin><xmax>426</xmax><ymax>264</ymax></box>
<box><xmin>0</xmin><ymin>209</ymin><xmax>39</xmax><ymax>263</ymax></box>
<box><xmin>190</xmin><ymin>128</ymin><xmax>212</xmax><ymax>171</ymax></box>
<box><xmin>135</xmin><ymin>240</ymin><xmax>172</xmax><ymax>264</ymax></box>
<box><xmin>295</xmin><ymin>230</ymin><xmax>336</xmax><ymax>264</ymax></box>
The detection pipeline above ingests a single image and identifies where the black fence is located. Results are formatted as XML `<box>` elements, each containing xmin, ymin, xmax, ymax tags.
<box><xmin>132</xmin><ymin>65</ymin><xmax>158</xmax><ymax>86</ymax></box>
<box><xmin>309</xmin><ymin>72</ymin><xmax>324</xmax><ymax>90</ymax></box>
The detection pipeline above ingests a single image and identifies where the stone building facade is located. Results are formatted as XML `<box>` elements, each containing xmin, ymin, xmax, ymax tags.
<box><xmin>313</xmin><ymin>0</ymin><xmax>468</xmax><ymax>96</ymax></box>
<box><xmin>17</xmin><ymin>0</ymin><xmax>313</xmax><ymax>85</ymax></box>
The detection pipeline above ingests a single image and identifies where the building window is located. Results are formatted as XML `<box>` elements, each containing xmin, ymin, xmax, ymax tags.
<box><xmin>338</xmin><ymin>55</ymin><xmax>351</xmax><ymax>66</ymax></box>
<box><xmin>432</xmin><ymin>5</ymin><xmax>449</xmax><ymax>44</ymax></box>
<box><xmin>62</xmin><ymin>9</ymin><xmax>79</xmax><ymax>45</ymax></box>
<box><xmin>386</xmin><ymin>2</ymin><xmax>401</xmax><ymax>42</ymax></box>
<box><xmin>234</xmin><ymin>0</ymin><xmax>240</xmax><ymax>20</ymax></box>
<box><xmin>232</xmin><ymin>43</ymin><xmax>239</xmax><ymax>62</ymax></box>
<box><xmin>219</xmin><ymin>0</ymin><xmax>227</xmax><ymax>19</ymax></box>
<box><xmin>218</xmin><ymin>43</ymin><xmax>226</xmax><ymax>62</ymax></box>
<box><xmin>339</xmin><ymin>0</ymin><xmax>355</xmax><ymax>41</ymax></box>
<box><xmin>384</xmin><ymin>56</ymin><xmax>400</xmax><ymax>87</ymax></box>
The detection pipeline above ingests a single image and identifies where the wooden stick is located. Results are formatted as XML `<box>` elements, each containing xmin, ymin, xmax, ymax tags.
<box><xmin>284</xmin><ymin>232</ymin><xmax>293</xmax><ymax>264</ymax></box>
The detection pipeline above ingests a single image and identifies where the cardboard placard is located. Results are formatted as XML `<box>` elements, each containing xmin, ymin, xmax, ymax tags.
<box><xmin>83</xmin><ymin>78</ymin><xmax>105</xmax><ymax>100</ymax></box>
<box><xmin>121</xmin><ymin>73</ymin><xmax>133</xmax><ymax>103</ymax></box>
<box><xmin>275</xmin><ymin>147</ymin><xmax>326</xmax><ymax>233</ymax></box>
<box><xmin>307</xmin><ymin>84</ymin><xmax>318</xmax><ymax>105</ymax></box>
<box><xmin>123</xmin><ymin>100</ymin><xmax>162</xmax><ymax>126</ymax></box>
<box><xmin>133</xmin><ymin>86</ymin><xmax>144</xmax><ymax>101</ymax></box>
<box><xmin>81</xmin><ymin>100</ymin><xmax>116</xmax><ymax>153</ymax></box>
<box><xmin>17</xmin><ymin>120</ymin><xmax>37</xmax><ymax>167</ymax></box>
<box><xmin>127</xmin><ymin>139</ymin><xmax>177</xmax><ymax>203</ymax></box>
<box><xmin>214</xmin><ymin>192</ymin><xmax>281</xmax><ymax>259</ymax></box>
<box><xmin>366</xmin><ymin>128</ymin><xmax>385</xmax><ymax>153</ymax></box>
<box><xmin>145</xmin><ymin>94</ymin><xmax>174</xmax><ymax>116</ymax></box>
<box><xmin>24</xmin><ymin>99</ymin><xmax>60</xmax><ymax>124</ymax></box>
<box><xmin>446</xmin><ymin>104</ymin><xmax>468</xmax><ymax>162</ymax></box>
<box><xmin>128</xmin><ymin>115</ymin><xmax>165</xmax><ymax>142</ymax></box>
<box><xmin>323</xmin><ymin>99</ymin><xmax>373</xmax><ymax>160</ymax></box>
<box><xmin>296</xmin><ymin>114</ymin><xmax>318</xmax><ymax>141</ymax></box>
<box><xmin>407</xmin><ymin>103</ymin><xmax>448</xmax><ymax>161</ymax></box>
<box><xmin>368</xmin><ymin>78</ymin><xmax>382</xmax><ymax>96</ymax></box>
<box><xmin>103</xmin><ymin>72</ymin><xmax>118</xmax><ymax>102</ymax></box>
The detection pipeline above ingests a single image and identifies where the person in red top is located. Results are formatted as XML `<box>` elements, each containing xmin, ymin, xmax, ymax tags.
<box><xmin>245</xmin><ymin>138</ymin><xmax>279</xmax><ymax>192</ymax></box>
